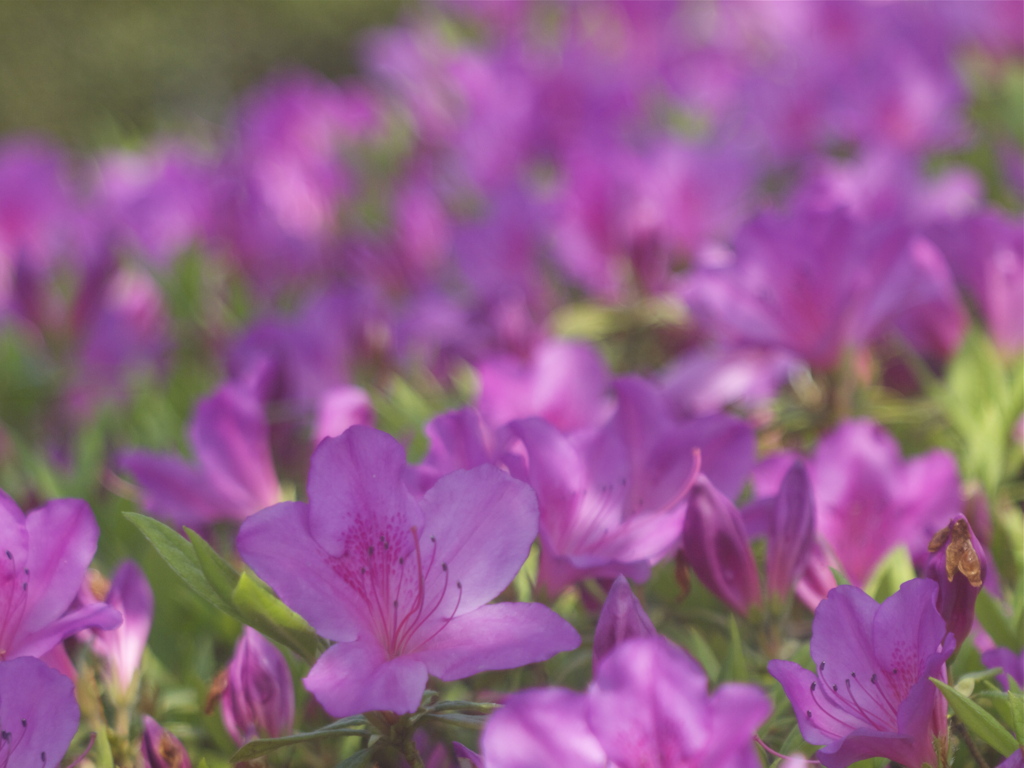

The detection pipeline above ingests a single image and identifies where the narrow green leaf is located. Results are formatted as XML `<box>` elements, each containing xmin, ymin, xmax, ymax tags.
<box><xmin>678</xmin><ymin>626</ymin><xmax>721</xmax><ymax>682</ymax></box>
<box><xmin>231</xmin><ymin>717</ymin><xmax>369</xmax><ymax>761</ymax></box>
<box><xmin>231</xmin><ymin>571</ymin><xmax>323</xmax><ymax>664</ymax></box>
<box><xmin>421</xmin><ymin>712</ymin><xmax>489</xmax><ymax>729</ymax></box>
<box><xmin>1009</xmin><ymin>691</ymin><xmax>1024</xmax><ymax>746</ymax></box>
<box><xmin>89</xmin><ymin>728</ymin><xmax>114</xmax><ymax>768</ymax></box>
<box><xmin>124</xmin><ymin>512</ymin><xmax>233</xmax><ymax>614</ymax></box>
<box><xmin>427</xmin><ymin>700</ymin><xmax>499</xmax><ymax>716</ymax></box>
<box><xmin>723</xmin><ymin>614</ymin><xmax>749</xmax><ymax>682</ymax></box>
<box><xmin>335</xmin><ymin>749</ymin><xmax>374</xmax><ymax>768</ymax></box>
<box><xmin>932</xmin><ymin>677</ymin><xmax>1019</xmax><ymax>756</ymax></box>
<box><xmin>976</xmin><ymin>589</ymin><xmax>1019</xmax><ymax>651</ymax></box>
<box><xmin>186</xmin><ymin>527</ymin><xmax>241</xmax><ymax>608</ymax></box>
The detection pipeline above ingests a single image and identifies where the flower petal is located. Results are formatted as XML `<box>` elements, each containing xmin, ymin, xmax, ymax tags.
<box><xmin>23</xmin><ymin>499</ymin><xmax>99</xmax><ymax>634</ymax></box>
<box><xmin>307</xmin><ymin>426</ymin><xmax>422</xmax><ymax>554</ymax></box>
<box><xmin>808</xmin><ymin>585</ymin><xmax>880</xmax><ymax>688</ymax></box>
<box><xmin>304</xmin><ymin>638</ymin><xmax>428</xmax><ymax>718</ymax></box>
<box><xmin>419</xmin><ymin>465</ymin><xmax>539</xmax><ymax>615</ymax></box>
<box><xmin>14</xmin><ymin>602</ymin><xmax>122</xmax><ymax>659</ymax></box>
<box><xmin>411</xmin><ymin>602</ymin><xmax>579</xmax><ymax>680</ymax></box>
<box><xmin>589</xmin><ymin>637</ymin><xmax>712</xmax><ymax>765</ymax></box>
<box><xmin>0</xmin><ymin>656</ymin><xmax>80</xmax><ymax>766</ymax></box>
<box><xmin>480</xmin><ymin>687</ymin><xmax>606</xmax><ymax>768</ymax></box>
<box><xmin>237</xmin><ymin>501</ymin><xmax>364</xmax><ymax>641</ymax></box>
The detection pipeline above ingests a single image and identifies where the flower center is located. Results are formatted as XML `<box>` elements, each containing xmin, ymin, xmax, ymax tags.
<box><xmin>330</xmin><ymin>525</ymin><xmax>463</xmax><ymax>658</ymax></box>
<box><xmin>0</xmin><ymin>549</ymin><xmax>30</xmax><ymax>659</ymax></box>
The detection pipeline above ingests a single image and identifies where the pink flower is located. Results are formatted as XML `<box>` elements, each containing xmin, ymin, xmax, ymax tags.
<box><xmin>0</xmin><ymin>490</ymin><xmax>120</xmax><ymax>662</ymax></box>
<box><xmin>238</xmin><ymin>426</ymin><xmax>579</xmax><ymax>718</ymax></box>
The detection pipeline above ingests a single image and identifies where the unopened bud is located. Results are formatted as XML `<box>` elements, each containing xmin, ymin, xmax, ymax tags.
<box><xmin>220</xmin><ymin>627</ymin><xmax>295</xmax><ymax>745</ymax></box>
<box><xmin>682</xmin><ymin>476</ymin><xmax>761</xmax><ymax>616</ymax></box>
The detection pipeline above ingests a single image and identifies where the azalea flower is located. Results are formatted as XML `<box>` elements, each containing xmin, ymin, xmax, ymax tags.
<box><xmin>753</xmin><ymin>419</ymin><xmax>961</xmax><ymax>591</ymax></box>
<box><xmin>81</xmin><ymin>560</ymin><xmax>154</xmax><ymax>696</ymax></box>
<box><xmin>122</xmin><ymin>383</ymin><xmax>282</xmax><ymax>529</ymax></box>
<box><xmin>0</xmin><ymin>490</ymin><xmax>121</xmax><ymax>662</ymax></box>
<box><xmin>219</xmin><ymin>628</ymin><xmax>295</xmax><ymax>745</ymax></box>
<box><xmin>509</xmin><ymin>376</ymin><xmax>750</xmax><ymax>595</ymax></box>
<box><xmin>482</xmin><ymin>635</ymin><xmax>771</xmax><ymax>768</ymax></box>
<box><xmin>237</xmin><ymin>425</ymin><xmax>579</xmax><ymax>719</ymax></box>
<box><xmin>0</xmin><ymin>656</ymin><xmax>80</xmax><ymax>768</ymax></box>
<box><xmin>769</xmin><ymin>579</ymin><xmax>954</xmax><ymax>768</ymax></box>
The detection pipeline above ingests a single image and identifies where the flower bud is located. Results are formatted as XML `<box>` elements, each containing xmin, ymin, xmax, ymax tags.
<box><xmin>220</xmin><ymin>627</ymin><xmax>295</xmax><ymax>745</ymax></box>
<box><xmin>141</xmin><ymin>716</ymin><xmax>192</xmax><ymax>768</ymax></box>
<box><xmin>924</xmin><ymin>515</ymin><xmax>987</xmax><ymax>649</ymax></box>
<box><xmin>98</xmin><ymin>561</ymin><xmax>154</xmax><ymax>696</ymax></box>
<box><xmin>592</xmin><ymin>575</ymin><xmax>656</xmax><ymax>671</ymax></box>
<box><xmin>682</xmin><ymin>476</ymin><xmax>760</xmax><ymax>615</ymax></box>
<box><xmin>766</xmin><ymin>462</ymin><xmax>816</xmax><ymax>602</ymax></box>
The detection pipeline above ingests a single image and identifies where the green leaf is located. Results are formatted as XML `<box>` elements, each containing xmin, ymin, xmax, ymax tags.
<box><xmin>678</xmin><ymin>626</ymin><xmax>721</xmax><ymax>682</ymax></box>
<box><xmin>186</xmin><ymin>527</ymin><xmax>241</xmax><ymax>607</ymax></box>
<box><xmin>864</xmin><ymin>546</ymin><xmax>915</xmax><ymax>602</ymax></box>
<box><xmin>89</xmin><ymin>728</ymin><xmax>115</xmax><ymax>768</ymax></box>
<box><xmin>427</xmin><ymin>700</ymin><xmax>499</xmax><ymax>716</ymax></box>
<box><xmin>231</xmin><ymin>717</ymin><xmax>369</xmax><ymax>761</ymax></box>
<box><xmin>124</xmin><ymin>512</ymin><xmax>234</xmax><ymax>615</ymax></box>
<box><xmin>335</xmin><ymin>749</ymin><xmax>374</xmax><ymax>768</ymax></box>
<box><xmin>722</xmin><ymin>614</ymin><xmax>749</xmax><ymax>682</ymax></box>
<box><xmin>932</xmin><ymin>677</ymin><xmax>1019</xmax><ymax>756</ymax></box>
<box><xmin>231</xmin><ymin>571</ymin><xmax>323</xmax><ymax>664</ymax></box>
<box><xmin>975</xmin><ymin>590</ymin><xmax>1019</xmax><ymax>650</ymax></box>
<box><xmin>829</xmin><ymin>567</ymin><xmax>851</xmax><ymax>587</ymax></box>
<box><xmin>1010</xmin><ymin>691</ymin><xmax>1024</xmax><ymax>745</ymax></box>
<box><xmin>420</xmin><ymin>712</ymin><xmax>489</xmax><ymax>729</ymax></box>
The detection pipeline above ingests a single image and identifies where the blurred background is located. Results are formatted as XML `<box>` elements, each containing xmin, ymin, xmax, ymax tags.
<box><xmin>0</xmin><ymin>1</ymin><xmax>404</xmax><ymax>150</ymax></box>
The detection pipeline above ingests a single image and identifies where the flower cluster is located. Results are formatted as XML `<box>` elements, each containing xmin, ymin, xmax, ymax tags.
<box><xmin>0</xmin><ymin>1</ymin><xmax>1021</xmax><ymax>766</ymax></box>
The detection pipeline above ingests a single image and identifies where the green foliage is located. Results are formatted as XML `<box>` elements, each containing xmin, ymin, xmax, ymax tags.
<box><xmin>932</xmin><ymin>677</ymin><xmax>1021</xmax><ymax>757</ymax></box>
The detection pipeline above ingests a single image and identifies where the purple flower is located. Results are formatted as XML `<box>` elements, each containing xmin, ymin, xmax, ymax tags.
<box><xmin>681</xmin><ymin>206</ymin><xmax>966</xmax><ymax>369</ymax></box>
<box><xmin>981</xmin><ymin>647</ymin><xmax>1024</xmax><ymax>692</ymax></box>
<box><xmin>482</xmin><ymin>636</ymin><xmax>771</xmax><ymax>768</ymax></box>
<box><xmin>0</xmin><ymin>656</ymin><xmax>80</xmax><ymax>768</ymax></box>
<box><xmin>681</xmin><ymin>476</ymin><xmax>761</xmax><ymax>616</ymax></box>
<box><xmin>475</xmin><ymin>339</ymin><xmax>612</xmax><ymax>434</ymax></box>
<box><xmin>509</xmin><ymin>377</ymin><xmax>709</xmax><ymax>594</ymax></box>
<box><xmin>769</xmin><ymin>579</ymin><xmax>954</xmax><ymax>768</ymax></box>
<box><xmin>85</xmin><ymin>561</ymin><xmax>154</xmax><ymax>696</ymax></box>
<box><xmin>237</xmin><ymin>425</ymin><xmax>579</xmax><ymax>719</ymax></box>
<box><xmin>765</xmin><ymin>462</ymin><xmax>817</xmax><ymax>603</ymax></box>
<box><xmin>122</xmin><ymin>384</ymin><xmax>282</xmax><ymax>528</ymax></box>
<box><xmin>0</xmin><ymin>490</ymin><xmax>121</xmax><ymax>662</ymax></box>
<box><xmin>141</xmin><ymin>716</ymin><xmax>192</xmax><ymax>768</ymax></box>
<box><xmin>753</xmin><ymin>419</ymin><xmax>961</xmax><ymax>589</ymax></box>
<box><xmin>481</xmin><ymin>687</ymin><xmax>607</xmax><ymax>768</ymax></box>
<box><xmin>592</xmin><ymin>575</ymin><xmax>656</xmax><ymax>670</ymax></box>
<box><xmin>220</xmin><ymin>628</ymin><xmax>295</xmax><ymax>745</ymax></box>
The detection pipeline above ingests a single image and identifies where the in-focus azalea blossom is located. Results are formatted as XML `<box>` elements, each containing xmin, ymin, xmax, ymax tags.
<box><xmin>219</xmin><ymin>627</ymin><xmax>295</xmax><ymax>745</ymax></box>
<box><xmin>482</xmin><ymin>635</ymin><xmax>771</xmax><ymax>768</ymax></box>
<box><xmin>0</xmin><ymin>656</ymin><xmax>80</xmax><ymax>768</ymax></box>
<box><xmin>122</xmin><ymin>383</ymin><xmax>282</xmax><ymax>529</ymax></box>
<box><xmin>0</xmin><ymin>490</ymin><xmax>121</xmax><ymax>662</ymax></box>
<box><xmin>769</xmin><ymin>579</ymin><xmax>954</xmax><ymax>768</ymax></box>
<box><xmin>238</xmin><ymin>425</ymin><xmax>579</xmax><ymax>719</ymax></box>
<box><xmin>82</xmin><ymin>560</ymin><xmax>154</xmax><ymax>696</ymax></box>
